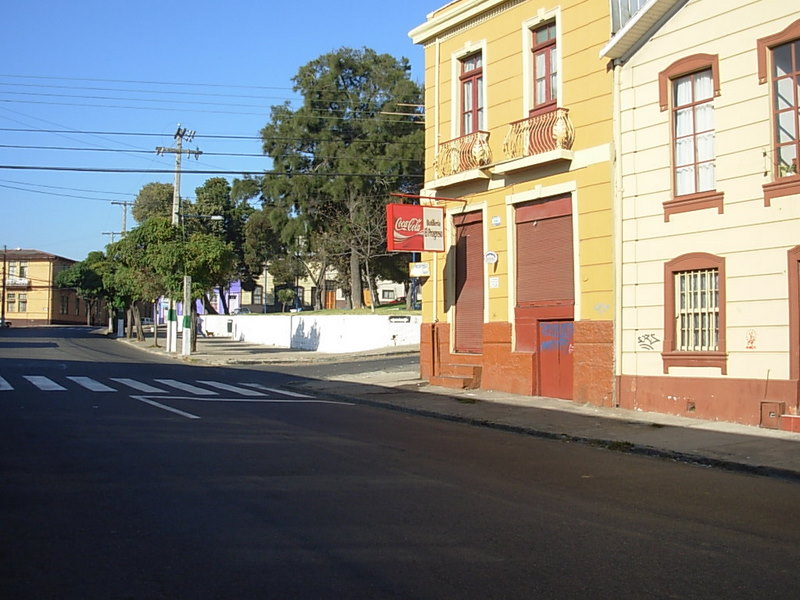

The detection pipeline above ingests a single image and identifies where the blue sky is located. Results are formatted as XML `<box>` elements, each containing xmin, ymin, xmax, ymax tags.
<box><xmin>0</xmin><ymin>1</ymin><xmax>438</xmax><ymax>261</ymax></box>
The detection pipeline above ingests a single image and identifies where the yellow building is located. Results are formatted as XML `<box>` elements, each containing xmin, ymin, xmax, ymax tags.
<box><xmin>409</xmin><ymin>0</ymin><xmax>614</xmax><ymax>403</ymax></box>
<box><xmin>2</xmin><ymin>249</ymin><xmax>86</xmax><ymax>326</ymax></box>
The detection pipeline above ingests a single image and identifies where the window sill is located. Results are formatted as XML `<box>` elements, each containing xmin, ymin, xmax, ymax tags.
<box><xmin>663</xmin><ymin>190</ymin><xmax>724</xmax><ymax>222</ymax></box>
<box><xmin>764</xmin><ymin>174</ymin><xmax>800</xmax><ymax>206</ymax></box>
<box><xmin>662</xmin><ymin>351</ymin><xmax>727</xmax><ymax>374</ymax></box>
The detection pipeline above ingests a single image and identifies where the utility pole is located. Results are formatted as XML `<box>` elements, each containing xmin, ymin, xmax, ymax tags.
<box><xmin>156</xmin><ymin>125</ymin><xmax>203</xmax><ymax>354</ymax></box>
<box><xmin>111</xmin><ymin>201</ymin><xmax>133</xmax><ymax>235</ymax></box>
<box><xmin>156</xmin><ymin>125</ymin><xmax>202</xmax><ymax>226</ymax></box>
<box><xmin>102</xmin><ymin>232</ymin><xmax>122</xmax><ymax>243</ymax></box>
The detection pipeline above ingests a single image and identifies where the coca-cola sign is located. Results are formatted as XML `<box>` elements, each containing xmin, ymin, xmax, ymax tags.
<box><xmin>386</xmin><ymin>204</ymin><xmax>445</xmax><ymax>252</ymax></box>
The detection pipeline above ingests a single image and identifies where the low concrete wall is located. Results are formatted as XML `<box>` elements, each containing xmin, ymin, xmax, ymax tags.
<box><xmin>200</xmin><ymin>313</ymin><xmax>421</xmax><ymax>353</ymax></box>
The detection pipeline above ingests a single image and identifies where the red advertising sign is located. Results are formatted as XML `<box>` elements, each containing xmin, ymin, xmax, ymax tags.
<box><xmin>386</xmin><ymin>204</ymin><xmax>445</xmax><ymax>252</ymax></box>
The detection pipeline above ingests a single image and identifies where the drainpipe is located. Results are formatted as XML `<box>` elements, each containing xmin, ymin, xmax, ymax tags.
<box><xmin>612</xmin><ymin>58</ymin><xmax>623</xmax><ymax>408</ymax></box>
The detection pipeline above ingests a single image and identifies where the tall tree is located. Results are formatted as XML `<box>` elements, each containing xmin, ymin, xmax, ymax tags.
<box><xmin>192</xmin><ymin>177</ymin><xmax>257</xmax><ymax>314</ymax></box>
<box><xmin>260</xmin><ymin>46</ymin><xmax>423</xmax><ymax>309</ymax></box>
<box><xmin>54</xmin><ymin>251</ymin><xmax>107</xmax><ymax>325</ymax></box>
<box><xmin>132</xmin><ymin>182</ymin><xmax>174</xmax><ymax>223</ymax></box>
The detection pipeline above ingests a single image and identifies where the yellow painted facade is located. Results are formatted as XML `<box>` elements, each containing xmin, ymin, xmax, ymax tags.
<box><xmin>2</xmin><ymin>250</ymin><xmax>86</xmax><ymax>326</ymax></box>
<box><xmin>410</xmin><ymin>0</ymin><xmax>615</xmax><ymax>403</ymax></box>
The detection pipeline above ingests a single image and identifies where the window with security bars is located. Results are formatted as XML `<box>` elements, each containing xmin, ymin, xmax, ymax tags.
<box><xmin>674</xmin><ymin>268</ymin><xmax>719</xmax><ymax>352</ymax></box>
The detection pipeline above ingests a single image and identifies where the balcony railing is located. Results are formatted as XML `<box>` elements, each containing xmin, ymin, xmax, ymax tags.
<box><xmin>502</xmin><ymin>108</ymin><xmax>575</xmax><ymax>162</ymax></box>
<box><xmin>6</xmin><ymin>275</ymin><xmax>30</xmax><ymax>287</ymax></box>
<box><xmin>433</xmin><ymin>131</ymin><xmax>492</xmax><ymax>179</ymax></box>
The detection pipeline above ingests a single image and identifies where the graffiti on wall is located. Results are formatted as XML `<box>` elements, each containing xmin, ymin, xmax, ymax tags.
<box><xmin>637</xmin><ymin>333</ymin><xmax>661</xmax><ymax>350</ymax></box>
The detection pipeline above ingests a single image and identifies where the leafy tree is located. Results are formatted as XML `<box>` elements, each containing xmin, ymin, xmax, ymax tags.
<box><xmin>191</xmin><ymin>177</ymin><xmax>258</xmax><ymax>314</ymax></box>
<box><xmin>54</xmin><ymin>251</ymin><xmax>107</xmax><ymax>325</ymax></box>
<box><xmin>260</xmin><ymin>46</ymin><xmax>424</xmax><ymax>309</ymax></box>
<box><xmin>107</xmin><ymin>216</ymin><xmax>237</xmax><ymax>341</ymax></box>
<box><xmin>132</xmin><ymin>182</ymin><xmax>174</xmax><ymax>223</ymax></box>
<box><xmin>276</xmin><ymin>288</ymin><xmax>296</xmax><ymax>312</ymax></box>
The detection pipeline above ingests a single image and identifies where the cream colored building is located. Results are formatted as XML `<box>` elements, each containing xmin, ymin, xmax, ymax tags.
<box><xmin>603</xmin><ymin>1</ymin><xmax>800</xmax><ymax>427</ymax></box>
<box><xmin>1</xmin><ymin>249</ymin><xmax>86</xmax><ymax>326</ymax></box>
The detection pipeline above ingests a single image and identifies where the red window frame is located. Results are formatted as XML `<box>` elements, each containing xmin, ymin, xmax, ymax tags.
<box><xmin>662</xmin><ymin>253</ymin><xmax>727</xmax><ymax>374</ymax></box>
<box><xmin>758</xmin><ymin>19</ymin><xmax>800</xmax><ymax>204</ymax></box>
<box><xmin>460</xmin><ymin>53</ymin><xmax>483</xmax><ymax>135</ymax></box>
<box><xmin>672</xmin><ymin>70</ymin><xmax>714</xmax><ymax>195</ymax></box>
<box><xmin>531</xmin><ymin>22</ymin><xmax>557</xmax><ymax>115</ymax></box>
<box><xmin>658</xmin><ymin>54</ymin><xmax>723</xmax><ymax>221</ymax></box>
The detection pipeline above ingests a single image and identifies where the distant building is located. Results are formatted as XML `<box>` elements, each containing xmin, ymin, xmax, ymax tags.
<box><xmin>1</xmin><ymin>249</ymin><xmax>96</xmax><ymax>326</ymax></box>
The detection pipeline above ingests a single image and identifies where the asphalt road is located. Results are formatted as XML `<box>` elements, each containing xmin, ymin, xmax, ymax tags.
<box><xmin>1</xmin><ymin>327</ymin><xmax>799</xmax><ymax>599</ymax></box>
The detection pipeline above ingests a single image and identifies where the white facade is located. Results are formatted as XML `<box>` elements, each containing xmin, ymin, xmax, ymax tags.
<box><xmin>608</xmin><ymin>0</ymin><xmax>800</xmax><ymax>424</ymax></box>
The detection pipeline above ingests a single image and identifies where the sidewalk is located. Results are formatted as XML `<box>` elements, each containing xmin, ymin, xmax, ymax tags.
<box><xmin>122</xmin><ymin>334</ymin><xmax>800</xmax><ymax>482</ymax></box>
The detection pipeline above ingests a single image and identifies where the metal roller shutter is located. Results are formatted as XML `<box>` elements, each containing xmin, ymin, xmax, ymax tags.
<box><xmin>516</xmin><ymin>209</ymin><xmax>573</xmax><ymax>305</ymax></box>
<box><xmin>454</xmin><ymin>216</ymin><xmax>484</xmax><ymax>353</ymax></box>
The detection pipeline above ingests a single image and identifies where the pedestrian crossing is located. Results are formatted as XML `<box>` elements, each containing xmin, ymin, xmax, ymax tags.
<box><xmin>0</xmin><ymin>374</ymin><xmax>313</xmax><ymax>399</ymax></box>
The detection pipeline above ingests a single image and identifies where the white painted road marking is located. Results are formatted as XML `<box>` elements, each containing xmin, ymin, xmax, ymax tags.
<box><xmin>244</xmin><ymin>383</ymin><xmax>314</xmax><ymax>398</ymax></box>
<box><xmin>154</xmin><ymin>379</ymin><xmax>218</xmax><ymax>396</ymax></box>
<box><xmin>197</xmin><ymin>380</ymin><xmax>265</xmax><ymax>396</ymax></box>
<box><xmin>23</xmin><ymin>376</ymin><xmax>66</xmax><ymax>391</ymax></box>
<box><xmin>132</xmin><ymin>396</ymin><xmax>201</xmax><ymax>419</ymax></box>
<box><xmin>110</xmin><ymin>378</ymin><xmax>167</xmax><ymax>394</ymax></box>
<box><xmin>0</xmin><ymin>376</ymin><xmax>12</xmax><ymax>391</ymax></box>
<box><xmin>67</xmin><ymin>376</ymin><xmax>116</xmax><ymax>392</ymax></box>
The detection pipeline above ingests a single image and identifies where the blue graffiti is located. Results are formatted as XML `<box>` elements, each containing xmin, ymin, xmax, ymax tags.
<box><xmin>540</xmin><ymin>322</ymin><xmax>573</xmax><ymax>351</ymax></box>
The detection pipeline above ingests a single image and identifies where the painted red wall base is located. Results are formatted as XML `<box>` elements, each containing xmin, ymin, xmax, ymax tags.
<box><xmin>420</xmin><ymin>320</ymin><xmax>614</xmax><ymax>402</ymax></box>
<box><xmin>618</xmin><ymin>374</ymin><xmax>800</xmax><ymax>427</ymax></box>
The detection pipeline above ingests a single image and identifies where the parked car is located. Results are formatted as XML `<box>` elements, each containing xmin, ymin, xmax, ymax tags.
<box><xmin>231</xmin><ymin>307</ymin><xmax>251</xmax><ymax>315</ymax></box>
<box><xmin>0</xmin><ymin>317</ymin><xmax>10</xmax><ymax>328</ymax></box>
<box><xmin>140</xmin><ymin>317</ymin><xmax>155</xmax><ymax>332</ymax></box>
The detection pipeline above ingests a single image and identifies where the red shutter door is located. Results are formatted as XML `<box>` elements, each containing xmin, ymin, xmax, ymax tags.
<box><xmin>454</xmin><ymin>216</ymin><xmax>484</xmax><ymax>353</ymax></box>
<box><xmin>516</xmin><ymin>213</ymin><xmax>573</xmax><ymax>305</ymax></box>
<box><xmin>538</xmin><ymin>320</ymin><xmax>574</xmax><ymax>399</ymax></box>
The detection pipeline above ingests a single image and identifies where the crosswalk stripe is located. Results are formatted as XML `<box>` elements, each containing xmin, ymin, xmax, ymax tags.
<box><xmin>154</xmin><ymin>379</ymin><xmax>218</xmax><ymax>396</ymax></box>
<box><xmin>0</xmin><ymin>376</ymin><xmax>12</xmax><ymax>391</ymax></box>
<box><xmin>197</xmin><ymin>380</ymin><xmax>265</xmax><ymax>397</ymax></box>
<box><xmin>23</xmin><ymin>376</ymin><xmax>66</xmax><ymax>391</ymax></box>
<box><xmin>67</xmin><ymin>376</ymin><xmax>116</xmax><ymax>392</ymax></box>
<box><xmin>244</xmin><ymin>383</ymin><xmax>314</xmax><ymax>399</ymax></box>
<box><xmin>110</xmin><ymin>378</ymin><xmax>166</xmax><ymax>394</ymax></box>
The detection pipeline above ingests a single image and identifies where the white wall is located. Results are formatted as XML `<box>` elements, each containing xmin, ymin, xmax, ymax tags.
<box><xmin>199</xmin><ymin>314</ymin><xmax>421</xmax><ymax>353</ymax></box>
<box><xmin>618</xmin><ymin>0</ymin><xmax>800</xmax><ymax>380</ymax></box>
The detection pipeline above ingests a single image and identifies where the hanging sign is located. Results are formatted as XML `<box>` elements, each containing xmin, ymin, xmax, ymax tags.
<box><xmin>386</xmin><ymin>204</ymin><xmax>445</xmax><ymax>252</ymax></box>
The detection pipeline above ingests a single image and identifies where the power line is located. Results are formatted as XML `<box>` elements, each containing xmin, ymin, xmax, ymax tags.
<box><xmin>0</xmin><ymin>73</ymin><xmax>295</xmax><ymax>92</ymax></box>
<box><xmin>0</xmin><ymin>178</ymin><xmax>134</xmax><ymax>197</ymax></box>
<box><xmin>0</xmin><ymin>164</ymin><xmax>424</xmax><ymax>178</ymax></box>
<box><xmin>0</xmin><ymin>143</ymin><xmax>422</xmax><ymax>163</ymax></box>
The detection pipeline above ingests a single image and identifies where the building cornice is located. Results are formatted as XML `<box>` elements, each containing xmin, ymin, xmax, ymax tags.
<box><xmin>409</xmin><ymin>0</ymin><xmax>514</xmax><ymax>45</ymax></box>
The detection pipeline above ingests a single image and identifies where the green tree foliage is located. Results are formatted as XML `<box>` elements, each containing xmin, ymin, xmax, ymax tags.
<box><xmin>191</xmin><ymin>177</ymin><xmax>258</xmax><ymax>313</ymax></box>
<box><xmin>259</xmin><ymin>46</ymin><xmax>424</xmax><ymax>309</ymax></box>
<box><xmin>132</xmin><ymin>182</ymin><xmax>174</xmax><ymax>223</ymax></box>
<box><xmin>107</xmin><ymin>217</ymin><xmax>237</xmax><ymax>339</ymax></box>
<box><xmin>54</xmin><ymin>251</ymin><xmax>106</xmax><ymax>325</ymax></box>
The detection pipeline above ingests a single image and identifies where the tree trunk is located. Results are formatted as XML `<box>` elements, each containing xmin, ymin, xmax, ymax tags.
<box><xmin>218</xmin><ymin>286</ymin><xmax>230</xmax><ymax>315</ymax></box>
<box><xmin>349</xmin><ymin>249</ymin><xmax>362</xmax><ymax>309</ymax></box>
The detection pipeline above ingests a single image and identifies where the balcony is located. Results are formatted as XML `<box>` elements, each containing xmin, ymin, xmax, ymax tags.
<box><xmin>495</xmin><ymin>108</ymin><xmax>575</xmax><ymax>174</ymax></box>
<box><xmin>6</xmin><ymin>275</ymin><xmax>30</xmax><ymax>288</ymax></box>
<box><xmin>432</xmin><ymin>131</ymin><xmax>492</xmax><ymax>183</ymax></box>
